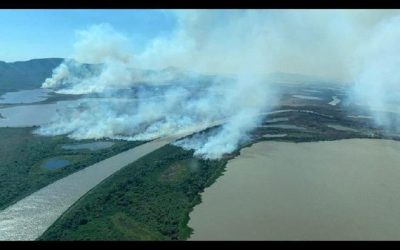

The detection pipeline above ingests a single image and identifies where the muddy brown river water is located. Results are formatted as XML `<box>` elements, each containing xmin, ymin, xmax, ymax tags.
<box><xmin>189</xmin><ymin>139</ymin><xmax>400</xmax><ymax>240</ymax></box>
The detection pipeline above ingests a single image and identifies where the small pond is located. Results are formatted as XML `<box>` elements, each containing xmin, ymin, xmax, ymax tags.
<box><xmin>42</xmin><ymin>158</ymin><xmax>70</xmax><ymax>170</ymax></box>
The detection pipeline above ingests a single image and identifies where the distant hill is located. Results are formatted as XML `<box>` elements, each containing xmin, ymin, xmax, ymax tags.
<box><xmin>0</xmin><ymin>58</ymin><xmax>219</xmax><ymax>94</ymax></box>
<box><xmin>0</xmin><ymin>58</ymin><xmax>63</xmax><ymax>91</ymax></box>
<box><xmin>0</xmin><ymin>58</ymin><xmax>342</xmax><ymax>94</ymax></box>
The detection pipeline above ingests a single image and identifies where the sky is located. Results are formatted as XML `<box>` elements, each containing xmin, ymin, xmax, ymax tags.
<box><xmin>0</xmin><ymin>10</ymin><xmax>177</xmax><ymax>62</ymax></box>
<box><xmin>1</xmin><ymin>9</ymin><xmax>400</xmax><ymax>82</ymax></box>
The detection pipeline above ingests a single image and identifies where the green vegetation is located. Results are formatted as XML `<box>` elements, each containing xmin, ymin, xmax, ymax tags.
<box><xmin>39</xmin><ymin>145</ymin><xmax>228</xmax><ymax>240</ymax></box>
<box><xmin>0</xmin><ymin>127</ymin><xmax>143</xmax><ymax>210</ymax></box>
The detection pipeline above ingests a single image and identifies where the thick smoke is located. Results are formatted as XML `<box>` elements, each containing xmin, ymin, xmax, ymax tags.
<box><xmin>38</xmin><ymin>12</ymin><xmax>278</xmax><ymax>159</ymax></box>
<box><xmin>39</xmin><ymin>10</ymin><xmax>400</xmax><ymax>158</ymax></box>
<box><xmin>174</xmin><ymin>74</ymin><xmax>277</xmax><ymax>159</ymax></box>
<box><xmin>137</xmin><ymin>10</ymin><xmax>400</xmax><ymax>82</ymax></box>
<box><xmin>349</xmin><ymin>16</ymin><xmax>400</xmax><ymax>132</ymax></box>
<box><xmin>42</xmin><ymin>24</ymin><xmax>137</xmax><ymax>94</ymax></box>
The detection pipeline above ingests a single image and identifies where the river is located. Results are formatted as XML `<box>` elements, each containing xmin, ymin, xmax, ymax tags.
<box><xmin>189</xmin><ymin>139</ymin><xmax>400</xmax><ymax>240</ymax></box>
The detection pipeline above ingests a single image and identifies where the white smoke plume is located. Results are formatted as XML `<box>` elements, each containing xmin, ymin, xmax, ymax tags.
<box><xmin>42</xmin><ymin>23</ymin><xmax>138</xmax><ymax>94</ymax></box>
<box><xmin>38</xmin><ymin>10</ymin><xmax>400</xmax><ymax>158</ymax></box>
<box><xmin>349</xmin><ymin>16</ymin><xmax>400</xmax><ymax>132</ymax></box>
<box><xmin>137</xmin><ymin>10</ymin><xmax>400</xmax><ymax>82</ymax></box>
<box><xmin>174</xmin><ymin>73</ymin><xmax>278</xmax><ymax>159</ymax></box>
<box><xmin>38</xmin><ymin>13</ymin><xmax>279</xmax><ymax>159</ymax></box>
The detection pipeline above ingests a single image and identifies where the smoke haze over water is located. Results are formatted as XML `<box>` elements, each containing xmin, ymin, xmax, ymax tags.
<box><xmin>38</xmin><ymin>10</ymin><xmax>400</xmax><ymax>158</ymax></box>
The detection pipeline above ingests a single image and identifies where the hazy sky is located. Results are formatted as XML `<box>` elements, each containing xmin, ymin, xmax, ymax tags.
<box><xmin>0</xmin><ymin>10</ymin><xmax>177</xmax><ymax>62</ymax></box>
<box><xmin>2</xmin><ymin>9</ymin><xmax>400</xmax><ymax>82</ymax></box>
